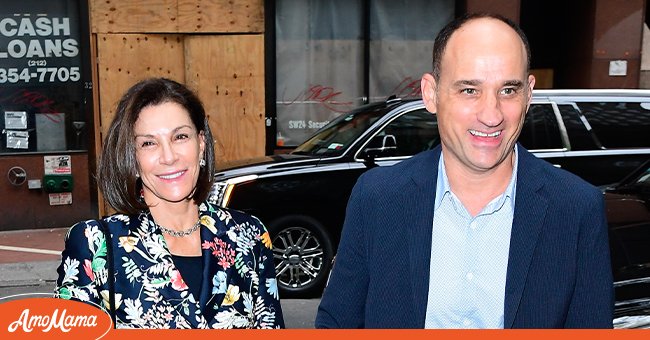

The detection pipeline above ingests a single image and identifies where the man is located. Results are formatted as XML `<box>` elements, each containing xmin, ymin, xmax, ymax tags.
<box><xmin>315</xmin><ymin>13</ymin><xmax>613</xmax><ymax>329</ymax></box>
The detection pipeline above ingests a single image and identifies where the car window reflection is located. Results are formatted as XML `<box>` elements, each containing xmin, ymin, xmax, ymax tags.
<box><xmin>292</xmin><ymin>108</ymin><xmax>384</xmax><ymax>156</ymax></box>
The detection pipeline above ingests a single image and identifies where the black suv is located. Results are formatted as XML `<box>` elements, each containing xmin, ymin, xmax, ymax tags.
<box><xmin>209</xmin><ymin>90</ymin><xmax>650</xmax><ymax>304</ymax></box>
<box><xmin>604</xmin><ymin>159</ymin><xmax>650</xmax><ymax>319</ymax></box>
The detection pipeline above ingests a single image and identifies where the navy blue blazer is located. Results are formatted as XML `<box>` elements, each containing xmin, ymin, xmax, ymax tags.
<box><xmin>316</xmin><ymin>145</ymin><xmax>614</xmax><ymax>328</ymax></box>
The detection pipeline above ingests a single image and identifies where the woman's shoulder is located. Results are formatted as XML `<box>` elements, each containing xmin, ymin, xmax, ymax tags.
<box><xmin>200</xmin><ymin>201</ymin><xmax>258</xmax><ymax>222</ymax></box>
<box><xmin>65</xmin><ymin>213</ymin><xmax>134</xmax><ymax>240</ymax></box>
<box><xmin>199</xmin><ymin>201</ymin><xmax>268</xmax><ymax>235</ymax></box>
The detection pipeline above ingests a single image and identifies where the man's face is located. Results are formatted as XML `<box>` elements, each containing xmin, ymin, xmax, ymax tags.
<box><xmin>422</xmin><ymin>18</ymin><xmax>535</xmax><ymax>174</ymax></box>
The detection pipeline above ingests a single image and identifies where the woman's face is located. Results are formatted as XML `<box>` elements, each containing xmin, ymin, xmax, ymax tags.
<box><xmin>133</xmin><ymin>102</ymin><xmax>205</xmax><ymax>206</ymax></box>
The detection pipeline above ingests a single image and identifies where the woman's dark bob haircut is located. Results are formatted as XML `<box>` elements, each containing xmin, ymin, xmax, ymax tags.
<box><xmin>98</xmin><ymin>77</ymin><xmax>216</xmax><ymax>214</ymax></box>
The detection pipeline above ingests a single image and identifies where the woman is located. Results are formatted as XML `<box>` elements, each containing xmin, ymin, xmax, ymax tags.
<box><xmin>55</xmin><ymin>78</ymin><xmax>284</xmax><ymax>329</ymax></box>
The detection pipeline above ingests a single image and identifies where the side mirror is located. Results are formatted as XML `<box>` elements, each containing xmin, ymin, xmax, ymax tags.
<box><xmin>362</xmin><ymin>134</ymin><xmax>397</xmax><ymax>167</ymax></box>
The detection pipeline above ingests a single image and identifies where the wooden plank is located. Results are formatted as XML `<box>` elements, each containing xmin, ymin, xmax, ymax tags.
<box><xmin>90</xmin><ymin>0</ymin><xmax>178</xmax><ymax>33</ymax></box>
<box><xmin>185</xmin><ymin>35</ymin><xmax>265</xmax><ymax>163</ymax></box>
<box><xmin>89</xmin><ymin>33</ymin><xmax>106</xmax><ymax>218</ymax></box>
<box><xmin>96</xmin><ymin>34</ymin><xmax>185</xmax><ymax>137</ymax></box>
<box><xmin>178</xmin><ymin>0</ymin><xmax>264</xmax><ymax>33</ymax></box>
<box><xmin>91</xmin><ymin>0</ymin><xmax>264</xmax><ymax>33</ymax></box>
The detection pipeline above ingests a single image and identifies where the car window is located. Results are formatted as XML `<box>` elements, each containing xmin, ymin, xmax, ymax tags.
<box><xmin>519</xmin><ymin>104</ymin><xmax>563</xmax><ymax>150</ymax></box>
<box><xmin>292</xmin><ymin>107</ymin><xmax>384</xmax><ymax>157</ymax></box>
<box><xmin>556</xmin><ymin>104</ymin><xmax>602</xmax><ymax>150</ymax></box>
<box><xmin>576</xmin><ymin>102</ymin><xmax>650</xmax><ymax>148</ymax></box>
<box><xmin>633</xmin><ymin>165</ymin><xmax>650</xmax><ymax>187</ymax></box>
<box><xmin>370</xmin><ymin>108</ymin><xmax>439</xmax><ymax>157</ymax></box>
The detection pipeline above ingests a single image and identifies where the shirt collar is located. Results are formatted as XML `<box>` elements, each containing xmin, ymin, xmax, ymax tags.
<box><xmin>434</xmin><ymin>145</ymin><xmax>519</xmax><ymax>211</ymax></box>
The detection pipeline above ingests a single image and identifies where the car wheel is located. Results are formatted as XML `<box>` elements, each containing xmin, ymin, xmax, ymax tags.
<box><xmin>268</xmin><ymin>215</ymin><xmax>334</xmax><ymax>298</ymax></box>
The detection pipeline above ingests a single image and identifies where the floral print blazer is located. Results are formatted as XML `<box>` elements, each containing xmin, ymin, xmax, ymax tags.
<box><xmin>54</xmin><ymin>202</ymin><xmax>284</xmax><ymax>329</ymax></box>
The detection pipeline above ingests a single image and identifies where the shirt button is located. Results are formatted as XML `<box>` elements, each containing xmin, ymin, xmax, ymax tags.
<box><xmin>463</xmin><ymin>318</ymin><xmax>471</xmax><ymax>326</ymax></box>
<box><xmin>466</xmin><ymin>272</ymin><xmax>474</xmax><ymax>281</ymax></box>
<box><xmin>469</xmin><ymin>221</ymin><xmax>477</xmax><ymax>230</ymax></box>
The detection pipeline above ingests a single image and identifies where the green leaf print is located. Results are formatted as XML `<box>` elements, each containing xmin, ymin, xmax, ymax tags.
<box><xmin>91</xmin><ymin>258</ymin><xmax>107</xmax><ymax>272</ymax></box>
<box><xmin>95</xmin><ymin>239</ymin><xmax>107</xmax><ymax>258</ymax></box>
<box><xmin>58</xmin><ymin>287</ymin><xmax>72</xmax><ymax>300</ymax></box>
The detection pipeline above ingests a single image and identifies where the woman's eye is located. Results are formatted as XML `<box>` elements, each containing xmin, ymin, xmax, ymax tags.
<box><xmin>139</xmin><ymin>140</ymin><xmax>155</xmax><ymax>148</ymax></box>
<box><xmin>175</xmin><ymin>133</ymin><xmax>190</xmax><ymax>140</ymax></box>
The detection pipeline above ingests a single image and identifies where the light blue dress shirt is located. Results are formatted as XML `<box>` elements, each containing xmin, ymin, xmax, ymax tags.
<box><xmin>424</xmin><ymin>146</ymin><xmax>518</xmax><ymax>329</ymax></box>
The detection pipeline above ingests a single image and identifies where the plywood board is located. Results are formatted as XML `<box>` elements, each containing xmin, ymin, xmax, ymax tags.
<box><xmin>91</xmin><ymin>0</ymin><xmax>178</xmax><ymax>33</ymax></box>
<box><xmin>96</xmin><ymin>34</ymin><xmax>185</xmax><ymax>137</ymax></box>
<box><xmin>178</xmin><ymin>0</ymin><xmax>264</xmax><ymax>33</ymax></box>
<box><xmin>185</xmin><ymin>35</ymin><xmax>265</xmax><ymax>163</ymax></box>
<box><xmin>91</xmin><ymin>0</ymin><xmax>263</xmax><ymax>34</ymax></box>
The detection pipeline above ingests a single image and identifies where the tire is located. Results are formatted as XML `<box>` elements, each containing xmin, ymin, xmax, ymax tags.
<box><xmin>268</xmin><ymin>215</ymin><xmax>334</xmax><ymax>298</ymax></box>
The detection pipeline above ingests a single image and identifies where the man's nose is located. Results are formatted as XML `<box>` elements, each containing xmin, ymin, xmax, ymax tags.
<box><xmin>477</xmin><ymin>93</ymin><xmax>504</xmax><ymax>127</ymax></box>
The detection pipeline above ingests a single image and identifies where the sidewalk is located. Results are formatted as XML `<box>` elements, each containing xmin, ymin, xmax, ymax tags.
<box><xmin>0</xmin><ymin>227</ymin><xmax>67</xmax><ymax>288</ymax></box>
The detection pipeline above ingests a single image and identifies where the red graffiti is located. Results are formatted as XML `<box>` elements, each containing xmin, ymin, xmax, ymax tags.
<box><xmin>0</xmin><ymin>88</ymin><xmax>57</xmax><ymax>114</ymax></box>
<box><xmin>389</xmin><ymin>77</ymin><xmax>422</xmax><ymax>99</ymax></box>
<box><xmin>282</xmin><ymin>84</ymin><xmax>354</xmax><ymax>113</ymax></box>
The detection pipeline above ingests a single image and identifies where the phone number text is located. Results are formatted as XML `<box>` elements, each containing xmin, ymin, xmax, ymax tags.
<box><xmin>0</xmin><ymin>67</ymin><xmax>80</xmax><ymax>83</ymax></box>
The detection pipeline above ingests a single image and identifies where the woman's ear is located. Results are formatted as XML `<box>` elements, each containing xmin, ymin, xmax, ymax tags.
<box><xmin>421</xmin><ymin>73</ymin><xmax>438</xmax><ymax>114</ymax></box>
<box><xmin>198</xmin><ymin>130</ymin><xmax>206</xmax><ymax>157</ymax></box>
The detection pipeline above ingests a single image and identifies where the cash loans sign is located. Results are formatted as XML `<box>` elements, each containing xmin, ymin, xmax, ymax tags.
<box><xmin>0</xmin><ymin>2</ymin><xmax>81</xmax><ymax>85</ymax></box>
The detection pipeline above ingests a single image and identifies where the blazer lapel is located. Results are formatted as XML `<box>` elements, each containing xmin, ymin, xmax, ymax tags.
<box><xmin>503</xmin><ymin>148</ymin><xmax>548</xmax><ymax>328</ymax></box>
<box><xmin>407</xmin><ymin>149</ymin><xmax>440</xmax><ymax>327</ymax></box>
<box><xmin>197</xmin><ymin>209</ymin><xmax>226</xmax><ymax>322</ymax></box>
<box><xmin>195</xmin><ymin>204</ymin><xmax>240</xmax><ymax>324</ymax></box>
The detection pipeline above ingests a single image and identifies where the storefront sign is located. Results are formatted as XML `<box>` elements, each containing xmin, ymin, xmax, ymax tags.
<box><xmin>0</xmin><ymin>1</ymin><xmax>86</xmax><ymax>154</ymax></box>
<box><xmin>0</xmin><ymin>5</ymin><xmax>80</xmax><ymax>86</ymax></box>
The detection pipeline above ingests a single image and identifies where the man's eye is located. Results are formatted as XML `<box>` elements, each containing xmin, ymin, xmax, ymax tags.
<box><xmin>461</xmin><ymin>88</ymin><xmax>477</xmax><ymax>95</ymax></box>
<box><xmin>501</xmin><ymin>88</ymin><xmax>518</xmax><ymax>95</ymax></box>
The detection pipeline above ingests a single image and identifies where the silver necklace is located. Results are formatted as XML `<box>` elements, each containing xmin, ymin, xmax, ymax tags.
<box><xmin>157</xmin><ymin>219</ymin><xmax>201</xmax><ymax>237</ymax></box>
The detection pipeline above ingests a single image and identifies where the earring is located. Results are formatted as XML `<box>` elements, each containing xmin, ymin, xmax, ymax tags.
<box><xmin>200</xmin><ymin>159</ymin><xmax>206</xmax><ymax>167</ymax></box>
<box><xmin>135</xmin><ymin>173</ymin><xmax>140</xmax><ymax>178</ymax></box>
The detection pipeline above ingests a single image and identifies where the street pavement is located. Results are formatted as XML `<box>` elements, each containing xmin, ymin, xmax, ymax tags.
<box><xmin>0</xmin><ymin>227</ymin><xmax>320</xmax><ymax>329</ymax></box>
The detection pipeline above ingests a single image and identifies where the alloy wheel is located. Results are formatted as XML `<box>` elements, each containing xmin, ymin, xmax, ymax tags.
<box><xmin>272</xmin><ymin>226</ymin><xmax>325</xmax><ymax>289</ymax></box>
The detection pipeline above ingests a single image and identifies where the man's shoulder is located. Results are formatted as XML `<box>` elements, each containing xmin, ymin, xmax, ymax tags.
<box><xmin>362</xmin><ymin>149</ymin><xmax>439</xmax><ymax>181</ymax></box>
<box><xmin>519</xmin><ymin>147</ymin><xmax>600</xmax><ymax>197</ymax></box>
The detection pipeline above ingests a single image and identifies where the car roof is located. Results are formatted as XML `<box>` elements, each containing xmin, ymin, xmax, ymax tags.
<box><xmin>369</xmin><ymin>89</ymin><xmax>650</xmax><ymax>113</ymax></box>
<box><xmin>533</xmin><ymin>89</ymin><xmax>650</xmax><ymax>98</ymax></box>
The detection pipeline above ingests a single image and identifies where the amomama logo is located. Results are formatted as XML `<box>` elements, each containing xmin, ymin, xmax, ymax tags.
<box><xmin>0</xmin><ymin>295</ymin><xmax>112</xmax><ymax>339</ymax></box>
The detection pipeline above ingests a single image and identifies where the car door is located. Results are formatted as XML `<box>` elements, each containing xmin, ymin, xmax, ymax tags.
<box><xmin>554</xmin><ymin>99</ymin><xmax>650</xmax><ymax>186</ymax></box>
<box><xmin>518</xmin><ymin>100</ymin><xmax>570</xmax><ymax>169</ymax></box>
<box><xmin>605</xmin><ymin>162</ymin><xmax>650</xmax><ymax>307</ymax></box>
<box><xmin>353</xmin><ymin>106</ymin><xmax>439</xmax><ymax>167</ymax></box>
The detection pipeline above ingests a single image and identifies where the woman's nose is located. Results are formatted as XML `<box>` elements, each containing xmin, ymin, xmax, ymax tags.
<box><xmin>159</xmin><ymin>141</ymin><xmax>178</xmax><ymax>164</ymax></box>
